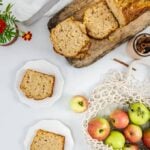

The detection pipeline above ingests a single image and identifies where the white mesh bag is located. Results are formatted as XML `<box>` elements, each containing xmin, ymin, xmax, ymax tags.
<box><xmin>83</xmin><ymin>58</ymin><xmax>150</xmax><ymax>150</ymax></box>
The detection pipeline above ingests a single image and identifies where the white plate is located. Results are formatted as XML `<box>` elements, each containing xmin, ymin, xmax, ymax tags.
<box><xmin>15</xmin><ymin>60</ymin><xmax>64</xmax><ymax>108</ymax></box>
<box><xmin>24</xmin><ymin>120</ymin><xmax>74</xmax><ymax>150</ymax></box>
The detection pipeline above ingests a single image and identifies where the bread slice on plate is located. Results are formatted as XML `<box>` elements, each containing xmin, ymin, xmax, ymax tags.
<box><xmin>106</xmin><ymin>0</ymin><xmax>150</xmax><ymax>26</ymax></box>
<box><xmin>20</xmin><ymin>69</ymin><xmax>55</xmax><ymax>100</ymax></box>
<box><xmin>83</xmin><ymin>1</ymin><xmax>118</xmax><ymax>39</ymax></box>
<box><xmin>50</xmin><ymin>17</ymin><xmax>90</xmax><ymax>58</ymax></box>
<box><xmin>31</xmin><ymin>129</ymin><xmax>65</xmax><ymax>150</ymax></box>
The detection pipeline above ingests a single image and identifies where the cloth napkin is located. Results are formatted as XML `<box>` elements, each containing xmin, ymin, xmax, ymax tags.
<box><xmin>13</xmin><ymin>0</ymin><xmax>72</xmax><ymax>25</ymax></box>
<box><xmin>45</xmin><ymin>0</ymin><xmax>72</xmax><ymax>17</ymax></box>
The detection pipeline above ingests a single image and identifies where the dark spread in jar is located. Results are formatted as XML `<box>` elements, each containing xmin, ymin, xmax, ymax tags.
<box><xmin>134</xmin><ymin>33</ymin><xmax>150</xmax><ymax>56</ymax></box>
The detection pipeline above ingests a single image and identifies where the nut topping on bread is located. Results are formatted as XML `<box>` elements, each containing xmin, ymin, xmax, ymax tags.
<box><xmin>31</xmin><ymin>129</ymin><xmax>65</xmax><ymax>150</ymax></box>
<box><xmin>50</xmin><ymin>17</ymin><xmax>90</xmax><ymax>58</ymax></box>
<box><xmin>83</xmin><ymin>1</ymin><xmax>118</xmax><ymax>39</ymax></box>
<box><xmin>20</xmin><ymin>69</ymin><xmax>55</xmax><ymax>100</ymax></box>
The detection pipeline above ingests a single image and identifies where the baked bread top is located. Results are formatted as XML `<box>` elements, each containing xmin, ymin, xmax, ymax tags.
<box><xmin>83</xmin><ymin>1</ymin><xmax>118</xmax><ymax>39</ymax></box>
<box><xmin>20</xmin><ymin>69</ymin><xmax>55</xmax><ymax>100</ymax></box>
<box><xmin>106</xmin><ymin>0</ymin><xmax>150</xmax><ymax>26</ymax></box>
<box><xmin>50</xmin><ymin>17</ymin><xmax>90</xmax><ymax>58</ymax></box>
<box><xmin>30</xmin><ymin>129</ymin><xmax>65</xmax><ymax>150</ymax></box>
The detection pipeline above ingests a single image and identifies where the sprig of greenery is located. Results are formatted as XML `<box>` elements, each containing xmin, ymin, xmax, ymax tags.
<box><xmin>0</xmin><ymin>0</ymin><xmax>2</xmax><ymax>5</ymax></box>
<box><xmin>0</xmin><ymin>2</ymin><xmax>18</xmax><ymax>45</ymax></box>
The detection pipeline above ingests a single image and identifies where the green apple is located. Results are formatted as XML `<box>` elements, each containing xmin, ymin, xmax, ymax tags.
<box><xmin>128</xmin><ymin>103</ymin><xmax>150</xmax><ymax>125</ymax></box>
<box><xmin>105</xmin><ymin>131</ymin><xmax>125</xmax><ymax>149</ymax></box>
<box><xmin>70</xmin><ymin>96</ymin><xmax>89</xmax><ymax>113</ymax></box>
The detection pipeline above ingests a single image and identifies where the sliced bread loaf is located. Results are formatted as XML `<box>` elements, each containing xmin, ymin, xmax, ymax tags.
<box><xmin>50</xmin><ymin>17</ymin><xmax>90</xmax><ymax>58</ymax></box>
<box><xmin>106</xmin><ymin>0</ymin><xmax>150</xmax><ymax>26</ymax></box>
<box><xmin>30</xmin><ymin>129</ymin><xmax>65</xmax><ymax>150</ymax></box>
<box><xmin>83</xmin><ymin>1</ymin><xmax>118</xmax><ymax>39</ymax></box>
<box><xmin>20</xmin><ymin>69</ymin><xmax>55</xmax><ymax>100</ymax></box>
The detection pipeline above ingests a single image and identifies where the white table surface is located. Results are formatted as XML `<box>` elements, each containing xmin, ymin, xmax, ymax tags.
<box><xmin>0</xmin><ymin>1</ymin><xmax>149</xmax><ymax>150</ymax></box>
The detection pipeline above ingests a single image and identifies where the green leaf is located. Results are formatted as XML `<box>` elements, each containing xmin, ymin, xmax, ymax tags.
<box><xmin>0</xmin><ymin>0</ymin><xmax>2</xmax><ymax>5</ymax></box>
<box><xmin>5</xmin><ymin>3</ymin><xmax>13</xmax><ymax>13</ymax></box>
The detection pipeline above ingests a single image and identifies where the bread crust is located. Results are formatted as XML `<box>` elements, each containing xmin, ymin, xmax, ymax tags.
<box><xmin>72</xmin><ymin>42</ymin><xmax>91</xmax><ymax>59</ymax></box>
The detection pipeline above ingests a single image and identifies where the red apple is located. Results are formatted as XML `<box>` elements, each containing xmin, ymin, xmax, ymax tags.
<box><xmin>88</xmin><ymin>117</ymin><xmax>110</xmax><ymax>141</ymax></box>
<box><xmin>110</xmin><ymin>109</ymin><xmax>129</xmax><ymax>129</ymax></box>
<box><xmin>143</xmin><ymin>128</ymin><xmax>150</xmax><ymax>148</ymax></box>
<box><xmin>123</xmin><ymin>144</ymin><xmax>139</xmax><ymax>150</ymax></box>
<box><xmin>124</xmin><ymin>124</ymin><xmax>142</xmax><ymax>143</ymax></box>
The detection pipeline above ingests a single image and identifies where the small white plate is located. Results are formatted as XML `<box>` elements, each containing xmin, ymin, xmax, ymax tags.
<box><xmin>15</xmin><ymin>60</ymin><xmax>64</xmax><ymax>108</ymax></box>
<box><xmin>24</xmin><ymin>120</ymin><xmax>74</xmax><ymax>150</ymax></box>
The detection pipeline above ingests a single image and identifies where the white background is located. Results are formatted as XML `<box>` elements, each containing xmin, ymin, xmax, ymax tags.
<box><xmin>0</xmin><ymin>0</ymin><xmax>149</xmax><ymax>150</ymax></box>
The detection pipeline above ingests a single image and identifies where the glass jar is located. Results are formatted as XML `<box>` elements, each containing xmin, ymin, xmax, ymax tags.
<box><xmin>127</xmin><ymin>33</ymin><xmax>150</xmax><ymax>59</ymax></box>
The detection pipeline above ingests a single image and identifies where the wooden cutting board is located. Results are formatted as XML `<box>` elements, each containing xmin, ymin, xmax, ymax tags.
<box><xmin>48</xmin><ymin>0</ymin><xmax>150</xmax><ymax>68</ymax></box>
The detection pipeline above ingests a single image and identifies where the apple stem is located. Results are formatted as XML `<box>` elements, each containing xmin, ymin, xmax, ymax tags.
<box><xmin>78</xmin><ymin>101</ymin><xmax>83</xmax><ymax>107</ymax></box>
<box><xmin>99</xmin><ymin>129</ymin><xmax>104</xmax><ymax>133</ymax></box>
<box><xmin>111</xmin><ymin>119</ymin><xmax>115</xmax><ymax>123</ymax></box>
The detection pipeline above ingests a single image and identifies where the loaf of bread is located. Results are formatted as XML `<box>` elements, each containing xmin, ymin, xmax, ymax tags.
<box><xmin>106</xmin><ymin>0</ymin><xmax>150</xmax><ymax>26</ymax></box>
<box><xmin>30</xmin><ymin>129</ymin><xmax>65</xmax><ymax>150</ymax></box>
<box><xmin>48</xmin><ymin>0</ymin><xmax>150</xmax><ymax>67</ymax></box>
<box><xmin>50</xmin><ymin>17</ymin><xmax>90</xmax><ymax>58</ymax></box>
<box><xmin>20</xmin><ymin>69</ymin><xmax>55</xmax><ymax>100</ymax></box>
<box><xmin>83</xmin><ymin>1</ymin><xmax>118</xmax><ymax>39</ymax></box>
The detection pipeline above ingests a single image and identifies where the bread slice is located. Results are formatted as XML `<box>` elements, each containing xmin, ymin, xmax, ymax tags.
<box><xmin>30</xmin><ymin>129</ymin><xmax>65</xmax><ymax>150</ymax></box>
<box><xmin>72</xmin><ymin>42</ymin><xmax>91</xmax><ymax>59</ymax></box>
<box><xmin>83</xmin><ymin>1</ymin><xmax>118</xmax><ymax>39</ymax></box>
<box><xmin>50</xmin><ymin>17</ymin><xmax>90</xmax><ymax>58</ymax></box>
<box><xmin>106</xmin><ymin>0</ymin><xmax>150</xmax><ymax>26</ymax></box>
<box><xmin>20</xmin><ymin>69</ymin><xmax>55</xmax><ymax>100</ymax></box>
